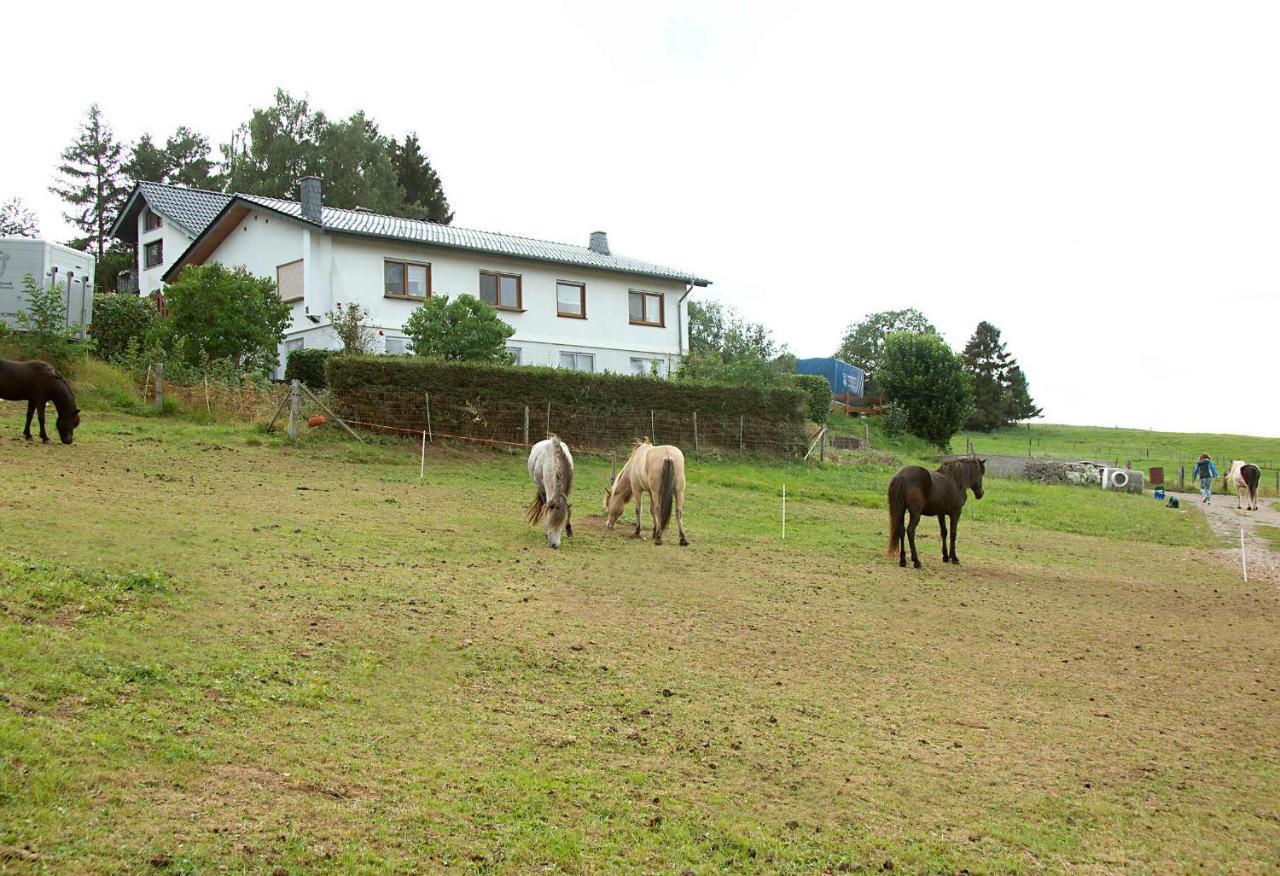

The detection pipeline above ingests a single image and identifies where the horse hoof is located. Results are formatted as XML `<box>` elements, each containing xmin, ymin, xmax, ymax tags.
<box><xmin>913</xmin><ymin>562</ymin><xmax>922</xmax><ymax>570</ymax></box>
<box><xmin>679</xmin><ymin>538</ymin><xmax>689</xmax><ymax>547</ymax></box>
<box><xmin>951</xmin><ymin>558</ymin><xmax>960</xmax><ymax>565</ymax></box>
<box><xmin>654</xmin><ymin>537</ymin><xmax>663</xmax><ymax>546</ymax></box>
<box><xmin>41</xmin><ymin>438</ymin><xmax>50</xmax><ymax>445</ymax></box>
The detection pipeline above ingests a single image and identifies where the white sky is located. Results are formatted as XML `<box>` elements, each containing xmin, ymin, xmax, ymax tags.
<box><xmin>3</xmin><ymin>1</ymin><xmax>1276</xmax><ymax>436</ymax></box>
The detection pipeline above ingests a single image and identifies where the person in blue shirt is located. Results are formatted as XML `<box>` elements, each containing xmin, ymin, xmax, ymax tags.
<box><xmin>1192</xmin><ymin>453</ymin><xmax>1218</xmax><ymax>503</ymax></box>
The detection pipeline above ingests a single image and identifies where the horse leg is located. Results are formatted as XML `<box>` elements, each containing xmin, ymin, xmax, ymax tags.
<box><xmin>906</xmin><ymin>510</ymin><xmax>922</xmax><ymax>569</ymax></box>
<box><xmin>938</xmin><ymin>516</ymin><xmax>949</xmax><ymax>562</ymax></box>
<box><xmin>898</xmin><ymin>506</ymin><xmax>908</xmax><ymax>568</ymax></box>
<box><xmin>632</xmin><ymin>491</ymin><xmax>643</xmax><ymax>538</ymax></box>
<box><xmin>949</xmin><ymin>514</ymin><xmax>960</xmax><ymax>564</ymax></box>
<box><xmin>675</xmin><ymin>485</ymin><xmax>689</xmax><ymax>547</ymax></box>
<box><xmin>36</xmin><ymin>402</ymin><xmax>50</xmax><ymax>443</ymax></box>
<box><xmin>23</xmin><ymin>401</ymin><xmax>35</xmax><ymax>441</ymax></box>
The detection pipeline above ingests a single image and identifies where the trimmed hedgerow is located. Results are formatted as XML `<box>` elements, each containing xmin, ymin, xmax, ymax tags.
<box><xmin>793</xmin><ymin>373</ymin><xmax>832</xmax><ymax>425</ymax></box>
<box><xmin>285</xmin><ymin>348</ymin><xmax>337</xmax><ymax>388</ymax></box>
<box><xmin>326</xmin><ymin>355</ymin><xmax>806</xmax><ymax>421</ymax></box>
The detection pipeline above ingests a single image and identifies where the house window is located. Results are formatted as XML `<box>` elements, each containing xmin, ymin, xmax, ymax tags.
<box><xmin>629</xmin><ymin>290</ymin><xmax>664</xmax><ymax>326</ymax></box>
<box><xmin>277</xmin><ymin>259</ymin><xmax>303</xmax><ymax>303</ymax></box>
<box><xmin>559</xmin><ymin>351</ymin><xmax>594</xmax><ymax>372</ymax></box>
<box><xmin>285</xmin><ymin>338</ymin><xmax>304</xmax><ymax>354</ymax></box>
<box><xmin>144</xmin><ymin>240</ymin><xmax>163</xmax><ymax>269</ymax></box>
<box><xmin>556</xmin><ymin>281</ymin><xmax>586</xmax><ymax>318</ymax></box>
<box><xmin>144</xmin><ymin>209</ymin><xmax>162</xmax><ymax>232</ymax></box>
<box><xmin>480</xmin><ymin>271</ymin><xmax>521</xmax><ymax>310</ymax></box>
<box><xmin>385</xmin><ymin>336</ymin><xmax>407</xmax><ymax>355</ymax></box>
<box><xmin>385</xmin><ymin>260</ymin><xmax>430</xmax><ymax>298</ymax></box>
<box><xmin>506</xmin><ymin>346</ymin><xmax>522</xmax><ymax>365</ymax></box>
<box><xmin>630</xmin><ymin>357</ymin><xmax>665</xmax><ymax>377</ymax></box>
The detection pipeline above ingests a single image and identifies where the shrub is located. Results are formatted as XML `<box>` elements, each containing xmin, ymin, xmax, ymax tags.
<box><xmin>403</xmin><ymin>294</ymin><xmax>514</xmax><ymax>362</ymax></box>
<box><xmin>793</xmin><ymin>374</ymin><xmax>832</xmax><ymax>425</ymax></box>
<box><xmin>161</xmin><ymin>263</ymin><xmax>291</xmax><ymax>370</ymax></box>
<box><xmin>878</xmin><ymin>332</ymin><xmax>973</xmax><ymax>449</ymax></box>
<box><xmin>90</xmin><ymin>293</ymin><xmax>157</xmax><ymax>361</ymax></box>
<box><xmin>326</xmin><ymin>302</ymin><xmax>377</xmax><ymax>355</ymax></box>
<box><xmin>14</xmin><ymin>272</ymin><xmax>92</xmax><ymax>373</ymax></box>
<box><xmin>285</xmin><ymin>348</ymin><xmax>336</xmax><ymax>388</ymax></box>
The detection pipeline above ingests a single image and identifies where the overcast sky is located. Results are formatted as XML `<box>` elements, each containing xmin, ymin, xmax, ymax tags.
<box><xmin>4</xmin><ymin>1</ymin><xmax>1276</xmax><ymax>436</ymax></box>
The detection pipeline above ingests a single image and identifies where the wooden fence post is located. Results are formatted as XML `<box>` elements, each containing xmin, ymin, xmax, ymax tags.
<box><xmin>864</xmin><ymin>418</ymin><xmax>870</xmax><ymax>450</ymax></box>
<box><xmin>153</xmin><ymin>363</ymin><xmax>164</xmax><ymax>412</ymax></box>
<box><xmin>545</xmin><ymin>401</ymin><xmax>551</xmax><ymax>437</ymax></box>
<box><xmin>1179</xmin><ymin>465</ymin><xmax>1185</xmax><ymax>491</ymax></box>
<box><xmin>523</xmin><ymin>405</ymin><xmax>530</xmax><ymax>446</ymax></box>
<box><xmin>692</xmin><ymin>412</ymin><xmax>699</xmax><ymax>452</ymax></box>
<box><xmin>819</xmin><ymin>427</ymin><xmax>826</xmax><ymax>463</ymax></box>
<box><xmin>739</xmin><ymin>415</ymin><xmax>744</xmax><ymax>452</ymax></box>
<box><xmin>287</xmin><ymin>378</ymin><xmax>300</xmax><ymax>439</ymax></box>
<box><xmin>650</xmin><ymin>410</ymin><xmax>656</xmax><ymax>443</ymax></box>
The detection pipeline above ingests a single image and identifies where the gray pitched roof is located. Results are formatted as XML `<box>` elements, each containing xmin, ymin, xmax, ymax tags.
<box><xmin>138</xmin><ymin>182</ymin><xmax>233</xmax><ymax>237</ymax></box>
<box><xmin>236</xmin><ymin>195</ymin><xmax>710</xmax><ymax>286</ymax></box>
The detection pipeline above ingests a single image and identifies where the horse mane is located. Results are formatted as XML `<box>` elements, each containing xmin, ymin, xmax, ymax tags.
<box><xmin>939</xmin><ymin>457</ymin><xmax>981</xmax><ymax>488</ymax></box>
<box><xmin>529</xmin><ymin>435</ymin><xmax>572</xmax><ymax>530</ymax></box>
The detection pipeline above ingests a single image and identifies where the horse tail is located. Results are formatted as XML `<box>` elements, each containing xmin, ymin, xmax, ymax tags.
<box><xmin>658</xmin><ymin>457</ymin><xmax>675</xmax><ymax>532</ymax></box>
<box><xmin>886</xmin><ymin>477</ymin><xmax>905</xmax><ymax>557</ymax></box>
<box><xmin>1245</xmin><ymin>465</ymin><xmax>1261</xmax><ymax>503</ymax></box>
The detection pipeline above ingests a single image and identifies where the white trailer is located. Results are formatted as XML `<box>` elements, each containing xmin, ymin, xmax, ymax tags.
<box><xmin>0</xmin><ymin>238</ymin><xmax>95</xmax><ymax>338</ymax></box>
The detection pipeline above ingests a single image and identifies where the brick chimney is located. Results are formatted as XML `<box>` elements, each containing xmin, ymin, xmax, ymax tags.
<box><xmin>588</xmin><ymin>231</ymin><xmax>609</xmax><ymax>255</ymax></box>
<box><xmin>298</xmin><ymin>176</ymin><xmax>322</xmax><ymax>223</ymax></box>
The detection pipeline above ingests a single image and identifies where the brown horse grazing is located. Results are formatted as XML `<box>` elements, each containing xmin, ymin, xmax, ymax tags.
<box><xmin>886</xmin><ymin>457</ymin><xmax>986</xmax><ymax>568</ymax></box>
<box><xmin>0</xmin><ymin>359</ymin><xmax>81</xmax><ymax>444</ymax></box>
<box><xmin>604</xmin><ymin>439</ymin><xmax>689</xmax><ymax>546</ymax></box>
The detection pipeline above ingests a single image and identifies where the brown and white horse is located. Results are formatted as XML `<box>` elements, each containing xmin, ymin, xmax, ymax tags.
<box><xmin>604</xmin><ymin>439</ymin><xmax>689</xmax><ymax>546</ymax></box>
<box><xmin>528</xmin><ymin>436</ymin><xmax>574</xmax><ymax>548</ymax></box>
<box><xmin>1226</xmin><ymin>460</ymin><xmax>1261</xmax><ymax>511</ymax></box>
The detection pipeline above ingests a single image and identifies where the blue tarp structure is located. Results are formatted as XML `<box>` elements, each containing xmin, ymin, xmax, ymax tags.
<box><xmin>795</xmin><ymin>357</ymin><xmax>864</xmax><ymax>403</ymax></box>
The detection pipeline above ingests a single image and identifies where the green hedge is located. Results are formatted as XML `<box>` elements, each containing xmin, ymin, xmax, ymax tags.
<box><xmin>327</xmin><ymin>356</ymin><xmax>806</xmax><ymax>421</ymax></box>
<box><xmin>285</xmin><ymin>348</ymin><xmax>337</xmax><ymax>388</ymax></box>
<box><xmin>793</xmin><ymin>374</ymin><xmax>831</xmax><ymax>425</ymax></box>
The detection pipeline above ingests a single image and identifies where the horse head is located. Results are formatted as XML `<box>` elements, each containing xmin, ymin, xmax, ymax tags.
<box><xmin>544</xmin><ymin>496</ymin><xmax>570</xmax><ymax>548</ymax></box>
<box><xmin>972</xmin><ymin>458</ymin><xmax>986</xmax><ymax>499</ymax></box>
<box><xmin>56</xmin><ymin>408</ymin><xmax>81</xmax><ymax>445</ymax></box>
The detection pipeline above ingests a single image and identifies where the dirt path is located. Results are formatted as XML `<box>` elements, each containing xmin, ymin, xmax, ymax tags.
<box><xmin>1178</xmin><ymin>487</ymin><xmax>1280</xmax><ymax>583</ymax></box>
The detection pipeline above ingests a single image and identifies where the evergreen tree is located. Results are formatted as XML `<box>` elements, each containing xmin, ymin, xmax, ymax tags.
<box><xmin>49</xmin><ymin>104</ymin><xmax>127</xmax><ymax>258</ymax></box>
<box><xmin>960</xmin><ymin>321</ymin><xmax>1013</xmax><ymax>432</ymax></box>
<box><xmin>1003</xmin><ymin>364</ymin><xmax>1042</xmax><ymax>423</ymax></box>
<box><xmin>121</xmin><ymin>134</ymin><xmax>170</xmax><ymax>184</ymax></box>
<box><xmin>391</xmin><ymin>133</ymin><xmax>453</xmax><ymax>223</ymax></box>
<box><xmin>163</xmin><ymin>126</ymin><xmax>221</xmax><ymax>189</ymax></box>
<box><xmin>0</xmin><ymin>196</ymin><xmax>40</xmax><ymax>237</ymax></box>
<box><xmin>835</xmin><ymin>308</ymin><xmax>936</xmax><ymax>401</ymax></box>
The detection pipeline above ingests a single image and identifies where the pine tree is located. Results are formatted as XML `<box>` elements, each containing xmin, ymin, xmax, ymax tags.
<box><xmin>1003</xmin><ymin>364</ymin><xmax>1042</xmax><ymax>422</ymax></box>
<box><xmin>121</xmin><ymin>134</ymin><xmax>170</xmax><ymax>184</ymax></box>
<box><xmin>961</xmin><ymin>321</ymin><xmax>1012</xmax><ymax>432</ymax></box>
<box><xmin>49</xmin><ymin>104</ymin><xmax>127</xmax><ymax>259</ymax></box>
<box><xmin>391</xmin><ymin>133</ymin><xmax>453</xmax><ymax>224</ymax></box>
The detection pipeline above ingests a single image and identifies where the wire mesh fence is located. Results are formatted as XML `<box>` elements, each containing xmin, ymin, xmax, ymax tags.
<box><xmin>327</xmin><ymin>387</ymin><xmax>809</xmax><ymax>456</ymax></box>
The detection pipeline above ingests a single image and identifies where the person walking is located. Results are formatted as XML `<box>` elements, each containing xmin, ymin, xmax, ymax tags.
<box><xmin>1192</xmin><ymin>453</ymin><xmax>1218</xmax><ymax>503</ymax></box>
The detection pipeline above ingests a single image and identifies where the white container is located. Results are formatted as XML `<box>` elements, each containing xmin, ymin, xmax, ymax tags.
<box><xmin>0</xmin><ymin>238</ymin><xmax>95</xmax><ymax>338</ymax></box>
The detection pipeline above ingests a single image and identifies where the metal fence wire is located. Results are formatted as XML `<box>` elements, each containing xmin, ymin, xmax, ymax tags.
<box><xmin>327</xmin><ymin>388</ymin><xmax>809</xmax><ymax>456</ymax></box>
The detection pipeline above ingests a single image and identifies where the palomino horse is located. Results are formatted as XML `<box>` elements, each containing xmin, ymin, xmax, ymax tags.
<box><xmin>886</xmin><ymin>457</ymin><xmax>986</xmax><ymax>568</ymax></box>
<box><xmin>0</xmin><ymin>359</ymin><xmax>81</xmax><ymax>444</ymax></box>
<box><xmin>527</xmin><ymin>436</ymin><xmax>574</xmax><ymax>548</ymax></box>
<box><xmin>604</xmin><ymin>439</ymin><xmax>689</xmax><ymax>546</ymax></box>
<box><xmin>1226</xmin><ymin>460</ymin><xmax>1261</xmax><ymax>511</ymax></box>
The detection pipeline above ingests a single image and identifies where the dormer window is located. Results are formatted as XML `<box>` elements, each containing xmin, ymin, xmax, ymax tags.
<box><xmin>144</xmin><ymin>209</ymin><xmax>162</xmax><ymax>232</ymax></box>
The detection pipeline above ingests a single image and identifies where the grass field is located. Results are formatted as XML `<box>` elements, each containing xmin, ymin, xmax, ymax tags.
<box><xmin>2</xmin><ymin>406</ymin><xmax>1278</xmax><ymax>873</ymax></box>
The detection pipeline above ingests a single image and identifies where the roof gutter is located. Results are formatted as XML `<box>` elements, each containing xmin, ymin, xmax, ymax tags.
<box><xmin>677</xmin><ymin>282</ymin><xmax>696</xmax><ymax>356</ymax></box>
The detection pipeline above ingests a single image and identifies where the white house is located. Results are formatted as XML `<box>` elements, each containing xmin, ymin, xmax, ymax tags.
<box><xmin>111</xmin><ymin>179</ymin><xmax>711</xmax><ymax>376</ymax></box>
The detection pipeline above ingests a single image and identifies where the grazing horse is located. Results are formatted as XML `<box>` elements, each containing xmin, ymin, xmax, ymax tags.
<box><xmin>0</xmin><ymin>359</ymin><xmax>81</xmax><ymax>444</ymax></box>
<box><xmin>604</xmin><ymin>439</ymin><xmax>689</xmax><ymax>546</ymax></box>
<box><xmin>886</xmin><ymin>457</ymin><xmax>986</xmax><ymax>568</ymax></box>
<box><xmin>527</xmin><ymin>436</ymin><xmax>574</xmax><ymax>549</ymax></box>
<box><xmin>1227</xmin><ymin>460</ymin><xmax>1261</xmax><ymax>511</ymax></box>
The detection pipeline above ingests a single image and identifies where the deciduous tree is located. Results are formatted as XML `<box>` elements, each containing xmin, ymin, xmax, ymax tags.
<box><xmin>679</xmin><ymin>299</ymin><xmax>793</xmax><ymax>387</ymax></box>
<box><xmin>160</xmin><ymin>263</ymin><xmax>291</xmax><ymax>371</ymax></box>
<box><xmin>878</xmin><ymin>331</ymin><xmax>973</xmax><ymax>449</ymax></box>
<box><xmin>403</xmin><ymin>294</ymin><xmax>514</xmax><ymax>361</ymax></box>
<box><xmin>835</xmin><ymin>308</ymin><xmax>936</xmax><ymax>401</ymax></box>
<box><xmin>0</xmin><ymin>197</ymin><xmax>39</xmax><ymax>237</ymax></box>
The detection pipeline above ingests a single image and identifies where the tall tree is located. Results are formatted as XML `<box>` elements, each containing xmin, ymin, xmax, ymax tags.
<box><xmin>49</xmin><ymin>104</ymin><xmax>127</xmax><ymax>258</ymax></box>
<box><xmin>960</xmin><ymin>321</ymin><xmax>1013</xmax><ymax>432</ymax></box>
<box><xmin>163</xmin><ymin>126</ymin><xmax>221</xmax><ymax>189</ymax></box>
<box><xmin>0</xmin><ymin>196</ymin><xmax>40</xmax><ymax>237</ymax></box>
<box><xmin>391</xmin><ymin>133</ymin><xmax>453</xmax><ymax>223</ymax></box>
<box><xmin>1003</xmin><ymin>364</ymin><xmax>1042</xmax><ymax>423</ymax></box>
<box><xmin>222</xmin><ymin>89</ymin><xmax>326</xmax><ymax>199</ymax></box>
<box><xmin>835</xmin><ymin>308</ymin><xmax>936</xmax><ymax>401</ymax></box>
<box><xmin>121</xmin><ymin>133</ymin><xmax>170</xmax><ymax>184</ymax></box>
<box><xmin>316</xmin><ymin>112</ymin><xmax>405</xmax><ymax>213</ymax></box>
<box><xmin>878</xmin><ymin>331</ymin><xmax>973</xmax><ymax>449</ymax></box>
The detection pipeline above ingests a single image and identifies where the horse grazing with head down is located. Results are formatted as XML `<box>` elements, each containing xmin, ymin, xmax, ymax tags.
<box><xmin>1227</xmin><ymin>460</ymin><xmax>1261</xmax><ymax>511</ymax></box>
<box><xmin>527</xmin><ymin>435</ymin><xmax>574</xmax><ymax>549</ymax></box>
<box><xmin>0</xmin><ymin>359</ymin><xmax>81</xmax><ymax>444</ymax></box>
<box><xmin>604</xmin><ymin>439</ymin><xmax>689</xmax><ymax>546</ymax></box>
<box><xmin>886</xmin><ymin>457</ymin><xmax>986</xmax><ymax>568</ymax></box>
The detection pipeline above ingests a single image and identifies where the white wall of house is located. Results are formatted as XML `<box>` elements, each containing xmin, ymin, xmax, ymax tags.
<box><xmin>198</xmin><ymin>209</ymin><xmax>693</xmax><ymax>378</ymax></box>
<box><xmin>136</xmin><ymin>210</ymin><xmax>191</xmax><ymax>295</ymax></box>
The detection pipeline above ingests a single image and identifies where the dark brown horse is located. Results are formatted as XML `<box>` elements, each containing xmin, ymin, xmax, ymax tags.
<box><xmin>886</xmin><ymin>457</ymin><xmax>986</xmax><ymax>568</ymax></box>
<box><xmin>0</xmin><ymin>359</ymin><xmax>81</xmax><ymax>444</ymax></box>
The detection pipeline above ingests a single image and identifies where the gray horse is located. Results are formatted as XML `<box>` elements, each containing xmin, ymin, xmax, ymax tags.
<box><xmin>527</xmin><ymin>435</ymin><xmax>574</xmax><ymax>548</ymax></box>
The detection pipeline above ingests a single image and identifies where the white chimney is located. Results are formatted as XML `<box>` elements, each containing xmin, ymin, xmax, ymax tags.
<box><xmin>588</xmin><ymin>231</ymin><xmax>609</xmax><ymax>255</ymax></box>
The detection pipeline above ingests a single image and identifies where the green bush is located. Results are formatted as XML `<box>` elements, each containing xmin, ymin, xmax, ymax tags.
<box><xmin>793</xmin><ymin>374</ymin><xmax>832</xmax><ymax>425</ymax></box>
<box><xmin>14</xmin><ymin>272</ymin><xmax>92</xmax><ymax>373</ymax></box>
<box><xmin>90</xmin><ymin>293</ymin><xmax>156</xmax><ymax>361</ymax></box>
<box><xmin>878</xmin><ymin>332</ymin><xmax>973</xmax><ymax>449</ymax></box>
<box><xmin>285</xmin><ymin>348</ymin><xmax>336</xmax><ymax>388</ymax></box>
<box><xmin>327</xmin><ymin>355</ymin><xmax>806</xmax><ymax>420</ymax></box>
